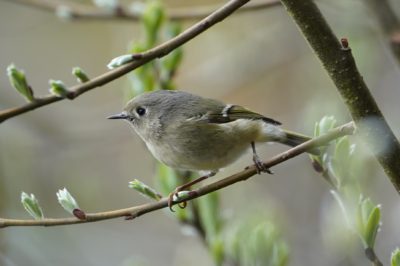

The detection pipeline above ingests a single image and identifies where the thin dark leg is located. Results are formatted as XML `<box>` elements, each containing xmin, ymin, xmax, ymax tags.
<box><xmin>251</xmin><ymin>141</ymin><xmax>273</xmax><ymax>174</ymax></box>
<box><xmin>168</xmin><ymin>171</ymin><xmax>216</xmax><ymax>211</ymax></box>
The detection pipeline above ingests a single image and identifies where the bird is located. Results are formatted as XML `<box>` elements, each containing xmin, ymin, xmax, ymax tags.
<box><xmin>108</xmin><ymin>90</ymin><xmax>315</xmax><ymax>210</ymax></box>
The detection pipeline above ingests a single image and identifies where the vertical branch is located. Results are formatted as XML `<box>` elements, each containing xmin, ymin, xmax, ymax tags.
<box><xmin>278</xmin><ymin>0</ymin><xmax>400</xmax><ymax>192</ymax></box>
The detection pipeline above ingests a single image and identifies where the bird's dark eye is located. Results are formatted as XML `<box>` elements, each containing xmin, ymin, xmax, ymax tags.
<box><xmin>136</xmin><ymin>107</ymin><xmax>146</xmax><ymax>116</ymax></box>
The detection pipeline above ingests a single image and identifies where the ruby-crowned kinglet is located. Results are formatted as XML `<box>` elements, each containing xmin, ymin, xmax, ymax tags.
<box><xmin>109</xmin><ymin>90</ymin><xmax>313</xmax><ymax>209</ymax></box>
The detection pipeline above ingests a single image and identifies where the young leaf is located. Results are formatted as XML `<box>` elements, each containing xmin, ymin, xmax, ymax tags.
<box><xmin>7</xmin><ymin>64</ymin><xmax>34</xmax><ymax>101</ymax></box>
<box><xmin>56</xmin><ymin>188</ymin><xmax>80</xmax><ymax>215</ymax></box>
<box><xmin>129</xmin><ymin>179</ymin><xmax>162</xmax><ymax>201</ymax></box>
<box><xmin>21</xmin><ymin>192</ymin><xmax>44</xmax><ymax>219</ymax></box>
<box><xmin>392</xmin><ymin>248</ymin><xmax>400</xmax><ymax>266</ymax></box>
<box><xmin>142</xmin><ymin>1</ymin><xmax>165</xmax><ymax>46</ymax></box>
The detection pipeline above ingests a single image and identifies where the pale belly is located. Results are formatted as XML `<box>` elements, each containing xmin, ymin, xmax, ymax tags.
<box><xmin>146</xmin><ymin>140</ymin><xmax>250</xmax><ymax>171</ymax></box>
<box><xmin>142</xmin><ymin>119</ymin><xmax>283</xmax><ymax>172</ymax></box>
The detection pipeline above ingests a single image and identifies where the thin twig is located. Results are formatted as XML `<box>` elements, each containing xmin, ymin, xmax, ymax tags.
<box><xmin>2</xmin><ymin>0</ymin><xmax>280</xmax><ymax>21</ymax></box>
<box><xmin>0</xmin><ymin>0</ymin><xmax>250</xmax><ymax>124</ymax></box>
<box><xmin>0</xmin><ymin>122</ymin><xmax>355</xmax><ymax>228</ymax></box>
<box><xmin>279</xmin><ymin>0</ymin><xmax>400</xmax><ymax>194</ymax></box>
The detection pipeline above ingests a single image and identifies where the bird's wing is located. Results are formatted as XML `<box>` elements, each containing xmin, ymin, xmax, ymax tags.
<box><xmin>204</xmin><ymin>105</ymin><xmax>282</xmax><ymax>125</ymax></box>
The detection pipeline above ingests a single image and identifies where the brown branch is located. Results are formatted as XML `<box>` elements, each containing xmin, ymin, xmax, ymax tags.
<box><xmin>3</xmin><ymin>0</ymin><xmax>281</xmax><ymax>22</ymax></box>
<box><xmin>279</xmin><ymin>0</ymin><xmax>400</xmax><ymax>193</ymax></box>
<box><xmin>0</xmin><ymin>0</ymin><xmax>251</xmax><ymax>124</ymax></box>
<box><xmin>365</xmin><ymin>0</ymin><xmax>400</xmax><ymax>63</ymax></box>
<box><xmin>0</xmin><ymin>122</ymin><xmax>355</xmax><ymax>228</ymax></box>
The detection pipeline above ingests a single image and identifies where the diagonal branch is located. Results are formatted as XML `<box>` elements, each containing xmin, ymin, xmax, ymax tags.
<box><xmin>0</xmin><ymin>0</ymin><xmax>251</xmax><ymax>124</ymax></box>
<box><xmin>0</xmin><ymin>122</ymin><xmax>355</xmax><ymax>228</ymax></box>
<box><xmin>3</xmin><ymin>0</ymin><xmax>281</xmax><ymax>22</ymax></box>
<box><xmin>279</xmin><ymin>0</ymin><xmax>400</xmax><ymax>194</ymax></box>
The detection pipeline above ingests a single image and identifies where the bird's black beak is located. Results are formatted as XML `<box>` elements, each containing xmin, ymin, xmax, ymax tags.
<box><xmin>107</xmin><ymin>112</ymin><xmax>129</xmax><ymax>120</ymax></box>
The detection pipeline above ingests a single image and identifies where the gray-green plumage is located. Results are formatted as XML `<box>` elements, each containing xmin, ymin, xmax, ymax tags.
<box><xmin>109</xmin><ymin>90</ymin><xmax>313</xmax><ymax>172</ymax></box>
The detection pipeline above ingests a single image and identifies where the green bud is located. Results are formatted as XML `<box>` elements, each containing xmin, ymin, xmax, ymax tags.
<box><xmin>49</xmin><ymin>80</ymin><xmax>71</xmax><ymax>99</ymax></box>
<box><xmin>356</xmin><ymin>196</ymin><xmax>381</xmax><ymax>248</ymax></box>
<box><xmin>391</xmin><ymin>248</ymin><xmax>400</xmax><ymax>266</ymax></box>
<box><xmin>142</xmin><ymin>1</ymin><xmax>165</xmax><ymax>46</ymax></box>
<box><xmin>56</xmin><ymin>188</ymin><xmax>80</xmax><ymax>215</ymax></box>
<box><xmin>20</xmin><ymin>192</ymin><xmax>44</xmax><ymax>220</ymax></box>
<box><xmin>129</xmin><ymin>179</ymin><xmax>162</xmax><ymax>201</ymax></box>
<box><xmin>72</xmin><ymin>67</ymin><xmax>89</xmax><ymax>83</ymax></box>
<box><xmin>7</xmin><ymin>64</ymin><xmax>34</xmax><ymax>102</ymax></box>
<box><xmin>107</xmin><ymin>54</ymin><xmax>134</xmax><ymax>69</ymax></box>
<box><xmin>318</xmin><ymin>116</ymin><xmax>336</xmax><ymax>135</ymax></box>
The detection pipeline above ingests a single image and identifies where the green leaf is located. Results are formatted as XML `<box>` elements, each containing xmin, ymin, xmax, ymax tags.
<box><xmin>335</xmin><ymin>137</ymin><xmax>351</xmax><ymax>165</ymax></box>
<box><xmin>210</xmin><ymin>237</ymin><xmax>224</xmax><ymax>266</ymax></box>
<box><xmin>364</xmin><ymin>205</ymin><xmax>381</xmax><ymax>248</ymax></box>
<box><xmin>72</xmin><ymin>67</ymin><xmax>89</xmax><ymax>83</ymax></box>
<box><xmin>142</xmin><ymin>1</ymin><xmax>165</xmax><ymax>46</ymax></box>
<box><xmin>154</xmin><ymin>163</ymin><xmax>179</xmax><ymax>196</ymax></box>
<box><xmin>313</xmin><ymin>121</ymin><xmax>320</xmax><ymax>137</ymax></box>
<box><xmin>198</xmin><ymin>192</ymin><xmax>221</xmax><ymax>239</ymax></box>
<box><xmin>56</xmin><ymin>188</ymin><xmax>80</xmax><ymax>214</ymax></box>
<box><xmin>7</xmin><ymin>64</ymin><xmax>34</xmax><ymax>101</ymax></box>
<box><xmin>129</xmin><ymin>179</ymin><xmax>162</xmax><ymax>201</ymax></box>
<box><xmin>391</xmin><ymin>248</ymin><xmax>400</xmax><ymax>266</ymax></box>
<box><xmin>20</xmin><ymin>192</ymin><xmax>44</xmax><ymax>219</ymax></box>
<box><xmin>318</xmin><ymin>116</ymin><xmax>336</xmax><ymax>135</ymax></box>
<box><xmin>161</xmin><ymin>23</ymin><xmax>183</xmax><ymax>73</ymax></box>
<box><xmin>356</xmin><ymin>196</ymin><xmax>381</xmax><ymax>248</ymax></box>
<box><xmin>224</xmin><ymin>216</ymin><xmax>289</xmax><ymax>266</ymax></box>
<box><xmin>273</xmin><ymin>241</ymin><xmax>289</xmax><ymax>266</ymax></box>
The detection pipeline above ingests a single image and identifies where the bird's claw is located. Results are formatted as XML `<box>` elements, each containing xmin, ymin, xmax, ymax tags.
<box><xmin>253</xmin><ymin>155</ymin><xmax>273</xmax><ymax>174</ymax></box>
<box><xmin>167</xmin><ymin>189</ymin><xmax>188</xmax><ymax>212</ymax></box>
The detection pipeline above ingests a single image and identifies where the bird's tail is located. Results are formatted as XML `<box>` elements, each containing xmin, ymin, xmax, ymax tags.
<box><xmin>280</xmin><ymin>130</ymin><xmax>320</xmax><ymax>155</ymax></box>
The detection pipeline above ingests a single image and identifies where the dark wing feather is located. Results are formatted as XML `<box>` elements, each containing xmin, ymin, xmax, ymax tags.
<box><xmin>205</xmin><ymin>105</ymin><xmax>281</xmax><ymax>125</ymax></box>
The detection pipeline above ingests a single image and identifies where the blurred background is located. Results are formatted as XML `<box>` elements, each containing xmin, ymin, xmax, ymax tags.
<box><xmin>1</xmin><ymin>0</ymin><xmax>400</xmax><ymax>265</ymax></box>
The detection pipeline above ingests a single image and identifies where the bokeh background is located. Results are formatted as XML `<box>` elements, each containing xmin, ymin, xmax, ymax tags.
<box><xmin>1</xmin><ymin>0</ymin><xmax>400</xmax><ymax>265</ymax></box>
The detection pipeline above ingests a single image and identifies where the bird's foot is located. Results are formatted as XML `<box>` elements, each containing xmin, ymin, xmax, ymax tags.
<box><xmin>253</xmin><ymin>154</ymin><xmax>273</xmax><ymax>175</ymax></box>
<box><xmin>168</xmin><ymin>188</ymin><xmax>197</xmax><ymax>212</ymax></box>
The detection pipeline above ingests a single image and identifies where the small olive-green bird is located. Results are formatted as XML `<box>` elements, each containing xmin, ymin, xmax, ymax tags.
<box><xmin>109</xmin><ymin>90</ymin><xmax>313</xmax><ymax>208</ymax></box>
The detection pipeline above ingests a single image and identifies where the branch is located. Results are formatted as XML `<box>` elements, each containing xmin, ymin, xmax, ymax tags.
<box><xmin>279</xmin><ymin>0</ymin><xmax>400</xmax><ymax>193</ymax></box>
<box><xmin>0</xmin><ymin>0</ymin><xmax>250</xmax><ymax>124</ymax></box>
<box><xmin>3</xmin><ymin>0</ymin><xmax>281</xmax><ymax>21</ymax></box>
<box><xmin>365</xmin><ymin>0</ymin><xmax>400</xmax><ymax>63</ymax></box>
<box><xmin>0</xmin><ymin>122</ymin><xmax>355</xmax><ymax>228</ymax></box>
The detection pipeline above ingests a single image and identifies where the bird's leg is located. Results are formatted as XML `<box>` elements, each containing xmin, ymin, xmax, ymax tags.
<box><xmin>251</xmin><ymin>141</ymin><xmax>273</xmax><ymax>174</ymax></box>
<box><xmin>168</xmin><ymin>171</ymin><xmax>216</xmax><ymax>212</ymax></box>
